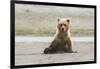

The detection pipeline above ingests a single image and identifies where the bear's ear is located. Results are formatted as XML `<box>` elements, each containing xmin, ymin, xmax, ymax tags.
<box><xmin>66</xmin><ymin>19</ymin><xmax>70</xmax><ymax>23</ymax></box>
<box><xmin>57</xmin><ymin>18</ymin><xmax>60</xmax><ymax>22</ymax></box>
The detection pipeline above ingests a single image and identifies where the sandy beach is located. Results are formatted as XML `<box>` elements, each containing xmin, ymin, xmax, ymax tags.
<box><xmin>15</xmin><ymin>36</ymin><xmax>94</xmax><ymax>66</ymax></box>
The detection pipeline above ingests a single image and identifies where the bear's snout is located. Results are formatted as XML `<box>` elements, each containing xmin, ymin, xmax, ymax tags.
<box><xmin>61</xmin><ymin>27</ymin><xmax>64</xmax><ymax>31</ymax></box>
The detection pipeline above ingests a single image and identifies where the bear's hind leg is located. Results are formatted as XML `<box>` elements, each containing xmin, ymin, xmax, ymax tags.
<box><xmin>44</xmin><ymin>48</ymin><xmax>50</xmax><ymax>54</ymax></box>
<box><xmin>44</xmin><ymin>48</ymin><xmax>57</xmax><ymax>54</ymax></box>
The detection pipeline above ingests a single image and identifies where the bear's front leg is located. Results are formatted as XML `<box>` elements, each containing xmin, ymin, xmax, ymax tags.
<box><xmin>67</xmin><ymin>39</ymin><xmax>77</xmax><ymax>53</ymax></box>
<box><xmin>64</xmin><ymin>38</ymin><xmax>74</xmax><ymax>53</ymax></box>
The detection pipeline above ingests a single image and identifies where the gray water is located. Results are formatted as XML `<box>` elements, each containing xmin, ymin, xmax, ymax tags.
<box><xmin>15</xmin><ymin>36</ymin><xmax>94</xmax><ymax>65</ymax></box>
<box><xmin>15</xmin><ymin>36</ymin><xmax>94</xmax><ymax>43</ymax></box>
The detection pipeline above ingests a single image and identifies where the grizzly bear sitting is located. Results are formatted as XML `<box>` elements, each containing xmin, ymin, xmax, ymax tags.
<box><xmin>44</xmin><ymin>18</ymin><xmax>74</xmax><ymax>54</ymax></box>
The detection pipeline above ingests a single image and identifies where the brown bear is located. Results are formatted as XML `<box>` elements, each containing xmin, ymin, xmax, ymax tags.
<box><xmin>44</xmin><ymin>18</ymin><xmax>74</xmax><ymax>54</ymax></box>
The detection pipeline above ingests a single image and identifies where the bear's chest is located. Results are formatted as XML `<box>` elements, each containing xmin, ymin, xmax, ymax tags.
<box><xmin>56</xmin><ymin>37</ymin><xmax>68</xmax><ymax>46</ymax></box>
<box><xmin>54</xmin><ymin>38</ymin><xmax>68</xmax><ymax>51</ymax></box>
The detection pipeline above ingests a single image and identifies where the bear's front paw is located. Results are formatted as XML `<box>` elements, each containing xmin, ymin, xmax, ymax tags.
<box><xmin>44</xmin><ymin>48</ymin><xmax>50</xmax><ymax>54</ymax></box>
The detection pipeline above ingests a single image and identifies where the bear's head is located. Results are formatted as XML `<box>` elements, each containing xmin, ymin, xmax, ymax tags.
<box><xmin>57</xmin><ymin>18</ymin><xmax>70</xmax><ymax>33</ymax></box>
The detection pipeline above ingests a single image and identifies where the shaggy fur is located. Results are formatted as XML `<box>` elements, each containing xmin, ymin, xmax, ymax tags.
<box><xmin>44</xmin><ymin>18</ymin><xmax>74</xmax><ymax>54</ymax></box>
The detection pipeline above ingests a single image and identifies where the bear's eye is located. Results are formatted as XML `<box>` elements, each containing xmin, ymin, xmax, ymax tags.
<box><xmin>64</xmin><ymin>24</ymin><xmax>66</xmax><ymax>26</ymax></box>
<box><xmin>60</xmin><ymin>24</ymin><xmax>63</xmax><ymax>26</ymax></box>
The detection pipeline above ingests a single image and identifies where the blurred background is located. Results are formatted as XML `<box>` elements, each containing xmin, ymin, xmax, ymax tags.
<box><xmin>15</xmin><ymin>4</ymin><xmax>94</xmax><ymax>36</ymax></box>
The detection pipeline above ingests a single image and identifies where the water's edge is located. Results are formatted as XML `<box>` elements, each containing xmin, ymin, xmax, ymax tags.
<box><xmin>15</xmin><ymin>36</ymin><xmax>94</xmax><ymax>42</ymax></box>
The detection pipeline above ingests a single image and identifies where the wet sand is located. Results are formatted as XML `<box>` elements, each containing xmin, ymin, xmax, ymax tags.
<box><xmin>15</xmin><ymin>41</ymin><xmax>94</xmax><ymax>65</ymax></box>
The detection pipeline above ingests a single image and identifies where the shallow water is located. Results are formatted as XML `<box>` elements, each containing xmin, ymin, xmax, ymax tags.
<box><xmin>15</xmin><ymin>41</ymin><xmax>94</xmax><ymax>65</ymax></box>
<box><xmin>15</xmin><ymin>36</ymin><xmax>94</xmax><ymax>65</ymax></box>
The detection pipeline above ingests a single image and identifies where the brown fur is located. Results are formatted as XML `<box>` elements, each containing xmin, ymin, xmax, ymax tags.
<box><xmin>44</xmin><ymin>18</ymin><xmax>74</xmax><ymax>54</ymax></box>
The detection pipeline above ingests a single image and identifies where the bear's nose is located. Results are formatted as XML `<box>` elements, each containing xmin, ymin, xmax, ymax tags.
<box><xmin>62</xmin><ymin>28</ymin><xmax>64</xmax><ymax>31</ymax></box>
